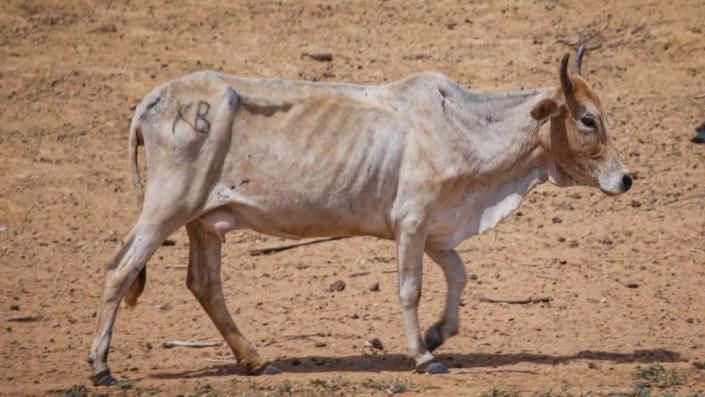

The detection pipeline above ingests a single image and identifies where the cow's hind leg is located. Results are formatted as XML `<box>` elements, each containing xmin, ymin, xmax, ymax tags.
<box><xmin>88</xmin><ymin>221</ymin><xmax>175</xmax><ymax>385</ymax></box>
<box><xmin>185</xmin><ymin>221</ymin><xmax>279</xmax><ymax>375</ymax></box>
<box><xmin>423</xmin><ymin>246</ymin><xmax>468</xmax><ymax>352</ymax></box>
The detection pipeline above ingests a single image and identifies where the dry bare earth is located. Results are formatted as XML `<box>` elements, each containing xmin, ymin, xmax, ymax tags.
<box><xmin>1</xmin><ymin>0</ymin><xmax>705</xmax><ymax>395</ymax></box>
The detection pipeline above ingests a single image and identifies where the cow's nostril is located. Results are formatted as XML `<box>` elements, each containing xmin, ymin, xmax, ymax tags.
<box><xmin>622</xmin><ymin>174</ymin><xmax>633</xmax><ymax>192</ymax></box>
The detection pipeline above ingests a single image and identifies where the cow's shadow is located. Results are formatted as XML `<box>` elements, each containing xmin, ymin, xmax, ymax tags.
<box><xmin>150</xmin><ymin>348</ymin><xmax>684</xmax><ymax>380</ymax></box>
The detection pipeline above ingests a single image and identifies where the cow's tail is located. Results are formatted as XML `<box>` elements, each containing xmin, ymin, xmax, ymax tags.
<box><xmin>128</xmin><ymin>117</ymin><xmax>145</xmax><ymax>209</ymax></box>
<box><xmin>125</xmin><ymin>102</ymin><xmax>148</xmax><ymax>307</ymax></box>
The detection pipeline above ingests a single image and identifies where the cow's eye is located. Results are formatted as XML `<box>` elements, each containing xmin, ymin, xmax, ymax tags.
<box><xmin>580</xmin><ymin>116</ymin><xmax>597</xmax><ymax>129</ymax></box>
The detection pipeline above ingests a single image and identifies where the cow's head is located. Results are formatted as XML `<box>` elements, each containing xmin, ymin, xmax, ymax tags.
<box><xmin>530</xmin><ymin>47</ymin><xmax>632</xmax><ymax>195</ymax></box>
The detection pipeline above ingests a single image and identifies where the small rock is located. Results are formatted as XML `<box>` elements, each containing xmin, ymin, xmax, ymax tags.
<box><xmin>368</xmin><ymin>337</ymin><xmax>384</xmax><ymax>350</ymax></box>
<box><xmin>588</xmin><ymin>362</ymin><xmax>598</xmax><ymax>369</ymax></box>
<box><xmin>303</xmin><ymin>52</ymin><xmax>333</xmax><ymax>62</ymax></box>
<box><xmin>469</xmin><ymin>274</ymin><xmax>478</xmax><ymax>281</ymax></box>
<box><xmin>157</xmin><ymin>303</ymin><xmax>171</xmax><ymax>311</ymax></box>
<box><xmin>691</xmin><ymin>122</ymin><xmax>705</xmax><ymax>143</ymax></box>
<box><xmin>630</xmin><ymin>200</ymin><xmax>642</xmax><ymax>208</ymax></box>
<box><xmin>568</xmin><ymin>240</ymin><xmax>579</xmax><ymax>248</ymax></box>
<box><xmin>558</xmin><ymin>237</ymin><xmax>566</xmax><ymax>243</ymax></box>
<box><xmin>626</xmin><ymin>283</ymin><xmax>639</xmax><ymax>288</ymax></box>
<box><xmin>369</xmin><ymin>282</ymin><xmax>380</xmax><ymax>292</ymax></box>
<box><xmin>9</xmin><ymin>304</ymin><xmax>19</xmax><ymax>311</ymax></box>
<box><xmin>559</xmin><ymin>259</ymin><xmax>567</xmax><ymax>265</ymax></box>
<box><xmin>0</xmin><ymin>226</ymin><xmax>8</xmax><ymax>233</ymax></box>
<box><xmin>51</xmin><ymin>320</ymin><xmax>60</xmax><ymax>328</ymax></box>
<box><xmin>95</xmin><ymin>23</ymin><xmax>117</xmax><ymax>33</ymax></box>
<box><xmin>162</xmin><ymin>239</ymin><xmax>176</xmax><ymax>246</ymax></box>
<box><xmin>686</xmin><ymin>318</ymin><xmax>694</xmax><ymax>324</ymax></box>
<box><xmin>599</xmin><ymin>238</ymin><xmax>613</xmax><ymax>245</ymax></box>
<box><xmin>552</xmin><ymin>217</ymin><xmax>562</xmax><ymax>224</ymax></box>
<box><xmin>314</xmin><ymin>341</ymin><xmax>327</xmax><ymax>348</ymax></box>
<box><xmin>329</xmin><ymin>280</ymin><xmax>346</xmax><ymax>292</ymax></box>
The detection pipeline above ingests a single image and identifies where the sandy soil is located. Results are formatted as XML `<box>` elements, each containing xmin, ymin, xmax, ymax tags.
<box><xmin>1</xmin><ymin>0</ymin><xmax>705</xmax><ymax>395</ymax></box>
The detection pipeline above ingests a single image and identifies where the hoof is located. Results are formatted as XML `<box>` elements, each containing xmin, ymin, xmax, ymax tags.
<box><xmin>259</xmin><ymin>364</ymin><xmax>282</xmax><ymax>375</ymax></box>
<box><xmin>424</xmin><ymin>324</ymin><xmax>444</xmax><ymax>352</ymax></box>
<box><xmin>423</xmin><ymin>362</ymin><xmax>449</xmax><ymax>375</ymax></box>
<box><xmin>92</xmin><ymin>370</ymin><xmax>117</xmax><ymax>386</ymax></box>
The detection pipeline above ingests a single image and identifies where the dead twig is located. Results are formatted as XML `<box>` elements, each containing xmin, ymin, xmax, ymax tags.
<box><xmin>483</xmin><ymin>369</ymin><xmax>539</xmax><ymax>374</ymax></box>
<box><xmin>204</xmin><ymin>358</ymin><xmax>239</xmax><ymax>365</ymax></box>
<box><xmin>166</xmin><ymin>265</ymin><xmax>187</xmax><ymax>269</ymax></box>
<box><xmin>695</xmin><ymin>92</ymin><xmax>705</xmax><ymax>99</ymax></box>
<box><xmin>382</xmin><ymin>269</ymin><xmax>398</xmax><ymax>274</ymax></box>
<box><xmin>556</xmin><ymin>37</ymin><xmax>602</xmax><ymax>51</ymax></box>
<box><xmin>477</xmin><ymin>293</ymin><xmax>551</xmax><ymax>304</ymax></box>
<box><xmin>284</xmin><ymin>332</ymin><xmax>326</xmax><ymax>340</ymax></box>
<box><xmin>163</xmin><ymin>340</ymin><xmax>225</xmax><ymax>349</ymax></box>
<box><xmin>661</xmin><ymin>193</ymin><xmax>705</xmax><ymax>206</ymax></box>
<box><xmin>349</xmin><ymin>271</ymin><xmax>371</xmax><ymax>277</ymax></box>
<box><xmin>249</xmin><ymin>237</ymin><xmax>347</xmax><ymax>256</ymax></box>
<box><xmin>3</xmin><ymin>315</ymin><xmax>42</xmax><ymax>322</ymax></box>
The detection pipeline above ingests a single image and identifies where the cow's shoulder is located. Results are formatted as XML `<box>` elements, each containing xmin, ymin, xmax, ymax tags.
<box><xmin>397</xmin><ymin>72</ymin><xmax>455</xmax><ymax>92</ymax></box>
<box><xmin>390</xmin><ymin>72</ymin><xmax>459</xmax><ymax>109</ymax></box>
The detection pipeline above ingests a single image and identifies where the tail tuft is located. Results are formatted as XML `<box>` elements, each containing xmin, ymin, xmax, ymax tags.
<box><xmin>124</xmin><ymin>267</ymin><xmax>146</xmax><ymax>307</ymax></box>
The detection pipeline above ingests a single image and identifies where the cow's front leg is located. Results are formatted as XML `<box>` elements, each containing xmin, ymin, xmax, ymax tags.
<box><xmin>423</xmin><ymin>246</ymin><xmax>467</xmax><ymax>352</ymax></box>
<box><xmin>396</xmin><ymin>231</ymin><xmax>448</xmax><ymax>374</ymax></box>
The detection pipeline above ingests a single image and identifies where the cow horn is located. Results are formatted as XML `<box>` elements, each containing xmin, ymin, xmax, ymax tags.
<box><xmin>573</xmin><ymin>44</ymin><xmax>586</xmax><ymax>75</ymax></box>
<box><xmin>559</xmin><ymin>52</ymin><xmax>573</xmax><ymax>94</ymax></box>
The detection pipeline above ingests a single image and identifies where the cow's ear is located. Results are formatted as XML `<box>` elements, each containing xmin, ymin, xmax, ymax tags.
<box><xmin>530</xmin><ymin>98</ymin><xmax>560</xmax><ymax>121</ymax></box>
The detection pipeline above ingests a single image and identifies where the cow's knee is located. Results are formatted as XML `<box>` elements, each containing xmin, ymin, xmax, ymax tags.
<box><xmin>398</xmin><ymin>281</ymin><xmax>421</xmax><ymax>309</ymax></box>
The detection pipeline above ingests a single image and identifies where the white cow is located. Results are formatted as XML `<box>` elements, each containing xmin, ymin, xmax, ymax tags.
<box><xmin>89</xmin><ymin>47</ymin><xmax>631</xmax><ymax>384</ymax></box>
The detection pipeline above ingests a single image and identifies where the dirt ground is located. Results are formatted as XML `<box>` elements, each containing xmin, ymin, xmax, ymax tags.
<box><xmin>1</xmin><ymin>0</ymin><xmax>705</xmax><ymax>395</ymax></box>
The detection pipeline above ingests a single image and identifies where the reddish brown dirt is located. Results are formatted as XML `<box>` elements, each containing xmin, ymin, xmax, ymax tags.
<box><xmin>1</xmin><ymin>1</ymin><xmax>705</xmax><ymax>396</ymax></box>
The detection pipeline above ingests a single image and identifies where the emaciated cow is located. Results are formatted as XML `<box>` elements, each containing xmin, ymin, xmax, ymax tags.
<box><xmin>89</xmin><ymin>47</ymin><xmax>631</xmax><ymax>385</ymax></box>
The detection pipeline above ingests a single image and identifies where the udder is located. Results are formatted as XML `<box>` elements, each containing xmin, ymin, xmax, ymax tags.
<box><xmin>197</xmin><ymin>206</ymin><xmax>244</xmax><ymax>242</ymax></box>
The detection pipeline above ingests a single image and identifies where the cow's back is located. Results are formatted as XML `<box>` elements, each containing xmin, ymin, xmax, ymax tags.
<box><xmin>137</xmin><ymin>71</ymin><xmax>423</xmax><ymax>239</ymax></box>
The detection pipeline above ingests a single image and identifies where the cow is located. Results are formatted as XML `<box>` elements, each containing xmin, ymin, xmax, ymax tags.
<box><xmin>88</xmin><ymin>47</ymin><xmax>632</xmax><ymax>385</ymax></box>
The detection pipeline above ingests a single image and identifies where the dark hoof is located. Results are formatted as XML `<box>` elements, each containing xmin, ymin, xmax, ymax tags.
<box><xmin>424</xmin><ymin>324</ymin><xmax>444</xmax><ymax>352</ymax></box>
<box><xmin>260</xmin><ymin>364</ymin><xmax>282</xmax><ymax>375</ymax></box>
<box><xmin>92</xmin><ymin>370</ymin><xmax>117</xmax><ymax>386</ymax></box>
<box><xmin>423</xmin><ymin>362</ymin><xmax>449</xmax><ymax>374</ymax></box>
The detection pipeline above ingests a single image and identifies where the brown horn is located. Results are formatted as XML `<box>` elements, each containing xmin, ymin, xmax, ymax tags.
<box><xmin>559</xmin><ymin>52</ymin><xmax>573</xmax><ymax>94</ymax></box>
<box><xmin>573</xmin><ymin>44</ymin><xmax>586</xmax><ymax>75</ymax></box>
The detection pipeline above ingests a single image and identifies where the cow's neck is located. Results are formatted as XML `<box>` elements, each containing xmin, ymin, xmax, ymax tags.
<box><xmin>433</xmin><ymin>82</ymin><xmax>560</xmax><ymax>240</ymax></box>
<box><xmin>439</xmin><ymin>81</ymin><xmax>557</xmax><ymax>180</ymax></box>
